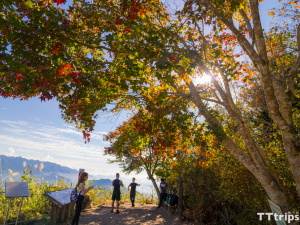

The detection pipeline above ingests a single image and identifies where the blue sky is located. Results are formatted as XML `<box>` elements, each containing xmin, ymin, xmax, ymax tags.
<box><xmin>0</xmin><ymin>98</ymin><xmax>155</xmax><ymax>192</ymax></box>
<box><xmin>0</xmin><ymin>0</ymin><xmax>283</xmax><ymax>193</ymax></box>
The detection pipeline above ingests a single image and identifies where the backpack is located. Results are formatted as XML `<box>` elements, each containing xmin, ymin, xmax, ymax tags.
<box><xmin>170</xmin><ymin>194</ymin><xmax>178</xmax><ymax>206</ymax></box>
<box><xmin>167</xmin><ymin>194</ymin><xmax>173</xmax><ymax>204</ymax></box>
<box><xmin>70</xmin><ymin>186</ymin><xmax>78</xmax><ymax>202</ymax></box>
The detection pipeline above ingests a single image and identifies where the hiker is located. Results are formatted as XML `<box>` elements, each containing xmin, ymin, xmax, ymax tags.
<box><xmin>71</xmin><ymin>172</ymin><xmax>94</xmax><ymax>225</ymax></box>
<box><xmin>111</xmin><ymin>173</ymin><xmax>123</xmax><ymax>214</ymax></box>
<box><xmin>157</xmin><ymin>178</ymin><xmax>168</xmax><ymax>208</ymax></box>
<box><xmin>128</xmin><ymin>177</ymin><xmax>141</xmax><ymax>207</ymax></box>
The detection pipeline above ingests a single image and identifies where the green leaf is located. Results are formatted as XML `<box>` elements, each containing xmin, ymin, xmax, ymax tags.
<box><xmin>25</xmin><ymin>0</ymin><xmax>33</xmax><ymax>8</ymax></box>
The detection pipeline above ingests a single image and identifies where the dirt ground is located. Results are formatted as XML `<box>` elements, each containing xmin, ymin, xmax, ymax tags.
<box><xmin>78</xmin><ymin>202</ymin><xmax>185</xmax><ymax>225</ymax></box>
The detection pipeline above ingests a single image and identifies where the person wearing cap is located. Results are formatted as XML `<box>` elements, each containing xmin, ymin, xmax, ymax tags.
<box><xmin>157</xmin><ymin>178</ymin><xmax>168</xmax><ymax>208</ymax></box>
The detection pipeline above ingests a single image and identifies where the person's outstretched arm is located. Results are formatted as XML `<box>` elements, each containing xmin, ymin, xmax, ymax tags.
<box><xmin>79</xmin><ymin>183</ymin><xmax>94</xmax><ymax>195</ymax></box>
<box><xmin>128</xmin><ymin>184</ymin><xmax>131</xmax><ymax>191</ymax></box>
<box><xmin>138</xmin><ymin>184</ymin><xmax>141</xmax><ymax>186</ymax></box>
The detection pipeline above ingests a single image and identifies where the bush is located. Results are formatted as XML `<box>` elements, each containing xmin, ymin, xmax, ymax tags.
<box><xmin>155</xmin><ymin>150</ymin><xmax>292</xmax><ymax>225</ymax></box>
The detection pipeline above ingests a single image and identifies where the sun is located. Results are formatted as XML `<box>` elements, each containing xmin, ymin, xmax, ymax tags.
<box><xmin>192</xmin><ymin>74</ymin><xmax>211</xmax><ymax>85</ymax></box>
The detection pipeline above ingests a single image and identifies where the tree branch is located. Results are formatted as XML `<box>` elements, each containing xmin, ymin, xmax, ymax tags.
<box><xmin>196</xmin><ymin>0</ymin><xmax>261</xmax><ymax>68</ymax></box>
<box><xmin>287</xmin><ymin>24</ymin><xmax>300</xmax><ymax>97</ymax></box>
<box><xmin>239</xmin><ymin>9</ymin><xmax>255</xmax><ymax>45</ymax></box>
<box><xmin>249</xmin><ymin>0</ymin><xmax>268</xmax><ymax>63</ymax></box>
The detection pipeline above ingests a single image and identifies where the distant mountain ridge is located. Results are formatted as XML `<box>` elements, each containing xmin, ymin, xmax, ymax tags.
<box><xmin>91</xmin><ymin>179</ymin><xmax>112</xmax><ymax>187</ymax></box>
<box><xmin>0</xmin><ymin>155</ymin><xmax>78</xmax><ymax>175</ymax></box>
<box><xmin>43</xmin><ymin>173</ymin><xmax>72</xmax><ymax>184</ymax></box>
<box><xmin>0</xmin><ymin>155</ymin><xmax>112</xmax><ymax>186</ymax></box>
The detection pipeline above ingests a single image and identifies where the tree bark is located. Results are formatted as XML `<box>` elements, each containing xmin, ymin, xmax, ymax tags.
<box><xmin>186</xmin><ymin>81</ymin><xmax>290</xmax><ymax>212</ymax></box>
<box><xmin>178</xmin><ymin>175</ymin><xmax>183</xmax><ymax>221</ymax></box>
<box><xmin>196</xmin><ymin>0</ymin><xmax>300</xmax><ymax>200</ymax></box>
<box><xmin>146</xmin><ymin>169</ymin><xmax>160</xmax><ymax>201</ymax></box>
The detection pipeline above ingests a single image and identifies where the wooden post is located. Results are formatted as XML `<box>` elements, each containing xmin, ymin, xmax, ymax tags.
<box><xmin>57</xmin><ymin>205</ymin><xmax>66</xmax><ymax>222</ymax></box>
<box><xmin>65</xmin><ymin>203</ymin><xmax>71</xmax><ymax>218</ymax></box>
<box><xmin>69</xmin><ymin>202</ymin><xmax>75</xmax><ymax>217</ymax></box>
<box><xmin>50</xmin><ymin>203</ymin><xmax>58</xmax><ymax>225</ymax></box>
<box><xmin>178</xmin><ymin>175</ymin><xmax>183</xmax><ymax>221</ymax></box>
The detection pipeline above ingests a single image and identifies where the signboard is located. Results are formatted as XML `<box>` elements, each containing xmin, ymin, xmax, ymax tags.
<box><xmin>5</xmin><ymin>182</ymin><xmax>29</xmax><ymax>198</ymax></box>
<box><xmin>268</xmin><ymin>199</ymin><xmax>287</xmax><ymax>225</ymax></box>
<box><xmin>44</xmin><ymin>188</ymin><xmax>73</xmax><ymax>208</ymax></box>
<box><xmin>79</xmin><ymin>168</ymin><xmax>85</xmax><ymax>176</ymax></box>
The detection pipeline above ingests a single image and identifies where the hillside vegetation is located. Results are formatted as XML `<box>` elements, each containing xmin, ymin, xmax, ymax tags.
<box><xmin>0</xmin><ymin>166</ymin><xmax>157</xmax><ymax>224</ymax></box>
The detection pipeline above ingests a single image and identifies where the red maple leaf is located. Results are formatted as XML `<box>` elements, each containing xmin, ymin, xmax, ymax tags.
<box><xmin>71</xmin><ymin>72</ymin><xmax>78</xmax><ymax>78</ymax></box>
<box><xmin>75</xmin><ymin>78</ymin><xmax>81</xmax><ymax>84</ymax></box>
<box><xmin>168</xmin><ymin>56</ymin><xmax>177</xmax><ymax>61</ymax></box>
<box><xmin>55</xmin><ymin>0</ymin><xmax>67</xmax><ymax>6</ymax></box>
<box><xmin>16</xmin><ymin>75</ymin><xmax>23</xmax><ymax>81</ymax></box>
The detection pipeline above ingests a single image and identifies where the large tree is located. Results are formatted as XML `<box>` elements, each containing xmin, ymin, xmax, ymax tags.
<box><xmin>1</xmin><ymin>0</ymin><xmax>300</xmax><ymax>215</ymax></box>
<box><xmin>103</xmin><ymin>99</ymin><xmax>203</xmax><ymax>198</ymax></box>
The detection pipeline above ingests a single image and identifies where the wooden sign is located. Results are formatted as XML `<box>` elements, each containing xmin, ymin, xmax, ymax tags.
<box><xmin>44</xmin><ymin>188</ymin><xmax>73</xmax><ymax>208</ymax></box>
<box><xmin>5</xmin><ymin>182</ymin><xmax>29</xmax><ymax>198</ymax></box>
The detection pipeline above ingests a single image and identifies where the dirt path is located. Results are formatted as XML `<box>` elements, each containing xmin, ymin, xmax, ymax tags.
<box><xmin>79</xmin><ymin>203</ymin><xmax>184</xmax><ymax>225</ymax></box>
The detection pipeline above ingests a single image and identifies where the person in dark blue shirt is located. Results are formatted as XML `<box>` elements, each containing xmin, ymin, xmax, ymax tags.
<box><xmin>157</xmin><ymin>178</ymin><xmax>168</xmax><ymax>209</ymax></box>
<box><xmin>128</xmin><ymin>177</ymin><xmax>140</xmax><ymax>207</ymax></box>
<box><xmin>110</xmin><ymin>173</ymin><xmax>123</xmax><ymax>214</ymax></box>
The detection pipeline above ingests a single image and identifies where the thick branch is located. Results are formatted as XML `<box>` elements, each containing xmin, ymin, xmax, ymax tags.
<box><xmin>249</xmin><ymin>0</ymin><xmax>268</xmax><ymax>63</ymax></box>
<box><xmin>196</xmin><ymin>0</ymin><xmax>261</xmax><ymax>67</ymax></box>
<box><xmin>287</xmin><ymin>24</ymin><xmax>300</xmax><ymax>97</ymax></box>
<box><xmin>239</xmin><ymin>9</ymin><xmax>254</xmax><ymax>40</ymax></box>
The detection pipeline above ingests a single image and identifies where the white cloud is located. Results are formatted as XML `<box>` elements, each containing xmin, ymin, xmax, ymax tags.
<box><xmin>0</xmin><ymin>119</ymin><xmax>154</xmax><ymax>187</ymax></box>
<box><xmin>0</xmin><ymin>120</ymin><xmax>110</xmax><ymax>162</ymax></box>
<box><xmin>0</xmin><ymin>120</ymin><xmax>28</xmax><ymax>126</ymax></box>
<box><xmin>6</xmin><ymin>147</ymin><xmax>15</xmax><ymax>156</ymax></box>
<box><xmin>44</xmin><ymin>155</ymin><xmax>53</xmax><ymax>161</ymax></box>
<box><xmin>3</xmin><ymin>108</ymin><xmax>7</xmax><ymax>110</ymax></box>
<box><xmin>3</xmin><ymin>128</ymin><xmax>27</xmax><ymax>134</ymax></box>
<box><xmin>56</xmin><ymin>128</ymin><xmax>82</xmax><ymax>136</ymax></box>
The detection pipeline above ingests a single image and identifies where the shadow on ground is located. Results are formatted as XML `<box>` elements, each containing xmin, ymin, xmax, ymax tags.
<box><xmin>79</xmin><ymin>203</ymin><xmax>183</xmax><ymax>225</ymax></box>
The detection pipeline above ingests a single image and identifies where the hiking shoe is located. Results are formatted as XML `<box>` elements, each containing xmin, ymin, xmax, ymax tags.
<box><xmin>116</xmin><ymin>210</ymin><xmax>120</xmax><ymax>214</ymax></box>
<box><xmin>110</xmin><ymin>209</ymin><xmax>113</xmax><ymax>213</ymax></box>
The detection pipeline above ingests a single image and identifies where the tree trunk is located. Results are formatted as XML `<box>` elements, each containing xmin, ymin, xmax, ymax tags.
<box><xmin>146</xmin><ymin>169</ymin><xmax>160</xmax><ymax>201</ymax></box>
<box><xmin>186</xmin><ymin>81</ymin><xmax>292</xmax><ymax>214</ymax></box>
<box><xmin>178</xmin><ymin>175</ymin><xmax>183</xmax><ymax>221</ymax></box>
<box><xmin>197</xmin><ymin>0</ymin><xmax>300</xmax><ymax>199</ymax></box>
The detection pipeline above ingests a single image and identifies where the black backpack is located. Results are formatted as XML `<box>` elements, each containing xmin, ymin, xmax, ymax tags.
<box><xmin>167</xmin><ymin>193</ymin><xmax>173</xmax><ymax>203</ymax></box>
<box><xmin>170</xmin><ymin>194</ymin><xmax>178</xmax><ymax>206</ymax></box>
<box><xmin>70</xmin><ymin>186</ymin><xmax>78</xmax><ymax>202</ymax></box>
